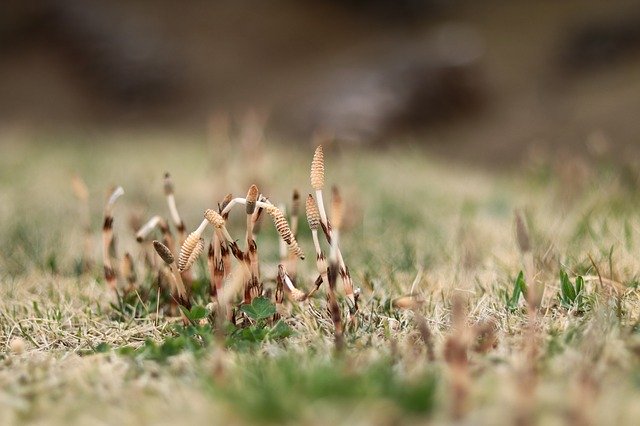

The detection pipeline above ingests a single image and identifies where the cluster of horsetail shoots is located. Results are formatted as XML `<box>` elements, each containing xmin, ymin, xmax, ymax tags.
<box><xmin>96</xmin><ymin>146</ymin><xmax>356</xmax><ymax>348</ymax></box>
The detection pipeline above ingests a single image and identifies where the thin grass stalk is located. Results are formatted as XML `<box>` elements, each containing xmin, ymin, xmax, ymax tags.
<box><xmin>102</xmin><ymin>186</ymin><xmax>124</xmax><ymax>293</ymax></box>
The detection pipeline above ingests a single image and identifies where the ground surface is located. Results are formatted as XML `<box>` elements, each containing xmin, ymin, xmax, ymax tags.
<box><xmin>1</xmin><ymin>134</ymin><xmax>640</xmax><ymax>425</ymax></box>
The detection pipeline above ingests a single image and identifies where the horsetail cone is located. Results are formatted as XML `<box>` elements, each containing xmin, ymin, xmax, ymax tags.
<box><xmin>331</xmin><ymin>186</ymin><xmax>344</xmax><ymax>230</ymax></box>
<box><xmin>267</xmin><ymin>206</ymin><xmax>305</xmax><ymax>259</ymax></box>
<box><xmin>220</xmin><ymin>193</ymin><xmax>233</xmax><ymax>217</ymax></box>
<box><xmin>306</xmin><ymin>194</ymin><xmax>320</xmax><ymax>230</ymax></box>
<box><xmin>153</xmin><ymin>240</ymin><xmax>174</xmax><ymax>265</ymax></box>
<box><xmin>181</xmin><ymin>237</ymin><xmax>204</xmax><ymax>271</ymax></box>
<box><xmin>178</xmin><ymin>232</ymin><xmax>202</xmax><ymax>271</ymax></box>
<box><xmin>311</xmin><ymin>145</ymin><xmax>325</xmax><ymax>190</ymax></box>
<box><xmin>204</xmin><ymin>209</ymin><xmax>226</xmax><ymax>228</ymax></box>
<box><xmin>246</xmin><ymin>184</ymin><xmax>259</xmax><ymax>214</ymax></box>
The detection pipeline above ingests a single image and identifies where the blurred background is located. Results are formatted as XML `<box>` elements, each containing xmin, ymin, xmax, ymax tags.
<box><xmin>2</xmin><ymin>0</ymin><xmax>640</xmax><ymax>164</ymax></box>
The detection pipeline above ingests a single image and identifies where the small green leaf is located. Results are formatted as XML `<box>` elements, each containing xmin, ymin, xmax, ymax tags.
<box><xmin>575</xmin><ymin>276</ymin><xmax>584</xmax><ymax>294</ymax></box>
<box><xmin>179</xmin><ymin>305</ymin><xmax>207</xmax><ymax>322</ymax></box>
<box><xmin>268</xmin><ymin>321</ymin><xmax>293</xmax><ymax>340</ymax></box>
<box><xmin>241</xmin><ymin>297</ymin><xmax>276</xmax><ymax>320</ymax></box>
<box><xmin>94</xmin><ymin>342</ymin><xmax>111</xmax><ymax>353</ymax></box>
<box><xmin>190</xmin><ymin>305</ymin><xmax>208</xmax><ymax>320</ymax></box>
<box><xmin>514</xmin><ymin>271</ymin><xmax>527</xmax><ymax>299</ymax></box>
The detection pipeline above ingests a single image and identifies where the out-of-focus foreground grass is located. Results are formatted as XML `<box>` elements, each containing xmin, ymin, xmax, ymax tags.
<box><xmin>1</xmin><ymin>132</ymin><xmax>640</xmax><ymax>425</ymax></box>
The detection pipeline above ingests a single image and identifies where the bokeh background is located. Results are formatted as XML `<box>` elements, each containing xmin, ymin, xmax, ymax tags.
<box><xmin>2</xmin><ymin>0</ymin><xmax>640</xmax><ymax>164</ymax></box>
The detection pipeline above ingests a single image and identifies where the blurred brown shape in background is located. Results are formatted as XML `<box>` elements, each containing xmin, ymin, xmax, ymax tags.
<box><xmin>2</xmin><ymin>0</ymin><xmax>640</xmax><ymax>163</ymax></box>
